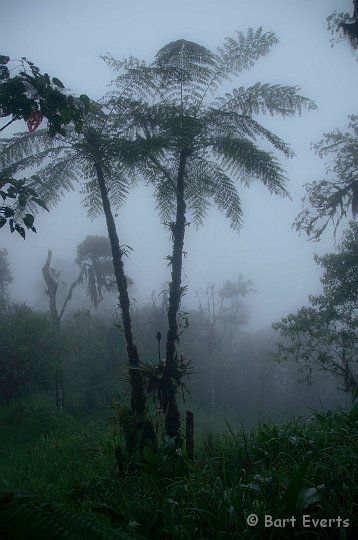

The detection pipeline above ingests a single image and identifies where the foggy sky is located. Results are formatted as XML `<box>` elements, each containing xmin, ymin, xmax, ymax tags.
<box><xmin>1</xmin><ymin>0</ymin><xmax>357</xmax><ymax>330</ymax></box>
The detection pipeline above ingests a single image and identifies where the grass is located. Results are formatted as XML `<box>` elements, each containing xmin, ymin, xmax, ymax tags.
<box><xmin>0</xmin><ymin>395</ymin><xmax>357</xmax><ymax>539</ymax></box>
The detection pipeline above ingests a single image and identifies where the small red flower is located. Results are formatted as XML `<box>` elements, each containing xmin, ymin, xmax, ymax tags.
<box><xmin>27</xmin><ymin>111</ymin><xmax>44</xmax><ymax>132</ymax></box>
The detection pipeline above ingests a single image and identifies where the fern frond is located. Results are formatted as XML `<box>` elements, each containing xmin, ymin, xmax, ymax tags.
<box><xmin>154</xmin><ymin>173</ymin><xmax>177</xmax><ymax>223</ymax></box>
<box><xmin>213</xmin><ymin>136</ymin><xmax>288</xmax><ymax>196</ymax></box>
<box><xmin>107</xmin><ymin>168</ymin><xmax>132</xmax><ymax>210</ymax></box>
<box><xmin>0</xmin><ymin>130</ymin><xmax>64</xmax><ymax>175</ymax></box>
<box><xmin>216</xmin><ymin>27</ymin><xmax>279</xmax><ymax>77</ymax></box>
<box><xmin>34</xmin><ymin>155</ymin><xmax>81</xmax><ymax>207</ymax></box>
<box><xmin>203</xmin><ymin>109</ymin><xmax>293</xmax><ymax>158</ymax></box>
<box><xmin>186</xmin><ymin>158</ymin><xmax>243</xmax><ymax>231</ymax></box>
<box><xmin>241</xmin><ymin>116</ymin><xmax>294</xmax><ymax>157</ymax></box>
<box><xmin>0</xmin><ymin>489</ymin><xmax>137</xmax><ymax>540</ymax></box>
<box><xmin>82</xmin><ymin>177</ymin><xmax>104</xmax><ymax>219</ymax></box>
<box><xmin>154</xmin><ymin>39</ymin><xmax>216</xmax><ymax>94</ymax></box>
<box><xmin>216</xmin><ymin>83</ymin><xmax>316</xmax><ymax>118</ymax></box>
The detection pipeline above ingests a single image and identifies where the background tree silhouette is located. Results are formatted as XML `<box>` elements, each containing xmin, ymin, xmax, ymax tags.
<box><xmin>327</xmin><ymin>0</ymin><xmax>358</xmax><ymax>51</ymax></box>
<box><xmin>273</xmin><ymin>221</ymin><xmax>358</xmax><ymax>396</ymax></box>
<box><xmin>295</xmin><ymin>115</ymin><xmax>358</xmax><ymax>240</ymax></box>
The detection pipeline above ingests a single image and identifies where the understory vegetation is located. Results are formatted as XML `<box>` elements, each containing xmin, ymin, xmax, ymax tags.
<box><xmin>0</xmin><ymin>396</ymin><xmax>357</xmax><ymax>539</ymax></box>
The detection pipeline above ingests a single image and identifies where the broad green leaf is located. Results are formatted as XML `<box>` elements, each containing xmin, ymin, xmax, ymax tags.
<box><xmin>297</xmin><ymin>486</ymin><xmax>324</xmax><ymax>511</ymax></box>
<box><xmin>4</xmin><ymin>206</ymin><xmax>14</xmax><ymax>218</ymax></box>
<box><xmin>23</xmin><ymin>214</ymin><xmax>35</xmax><ymax>228</ymax></box>
<box><xmin>0</xmin><ymin>65</ymin><xmax>10</xmax><ymax>80</ymax></box>
<box><xmin>18</xmin><ymin>193</ymin><xmax>27</xmax><ymax>207</ymax></box>
<box><xmin>15</xmin><ymin>223</ymin><xmax>26</xmax><ymax>239</ymax></box>
<box><xmin>52</xmin><ymin>77</ymin><xmax>65</xmax><ymax>89</ymax></box>
<box><xmin>284</xmin><ymin>458</ymin><xmax>310</xmax><ymax>513</ymax></box>
<box><xmin>143</xmin><ymin>445</ymin><xmax>158</xmax><ymax>466</ymax></box>
<box><xmin>79</xmin><ymin>94</ymin><xmax>91</xmax><ymax>112</ymax></box>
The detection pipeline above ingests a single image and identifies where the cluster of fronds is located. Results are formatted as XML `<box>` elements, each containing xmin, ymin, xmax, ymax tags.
<box><xmin>103</xmin><ymin>29</ymin><xmax>315</xmax><ymax>232</ymax></box>
<box><xmin>140</xmin><ymin>355</ymin><xmax>197</xmax><ymax>409</ymax></box>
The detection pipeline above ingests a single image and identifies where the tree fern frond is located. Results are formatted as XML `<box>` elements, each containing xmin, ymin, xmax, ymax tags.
<box><xmin>184</xmin><ymin>161</ymin><xmax>212</xmax><ymax>228</ymax></box>
<box><xmin>216</xmin><ymin>83</ymin><xmax>316</xmax><ymax>118</ymax></box>
<box><xmin>0</xmin><ymin>130</ymin><xmax>63</xmax><ymax>173</ymax></box>
<box><xmin>154</xmin><ymin>174</ymin><xmax>177</xmax><ymax>223</ymax></box>
<box><xmin>186</xmin><ymin>158</ymin><xmax>243</xmax><ymax>231</ymax></box>
<box><xmin>35</xmin><ymin>155</ymin><xmax>80</xmax><ymax>206</ymax></box>
<box><xmin>213</xmin><ymin>136</ymin><xmax>288</xmax><ymax>196</ymax></box>
<box><xmin>190</xmin><ymin>28</ymin><xmax>279</xmax><ymax>112</ymax></box>
<box><xmin>241</xmin><ymin>116</ymin><xmax>294</xmax><ymax>157</ymax></box>
<box><xmin>150</xmin><ymin>154</ymin><xmax>179</xmax><ymax>223</ymax></box>
<box><xmin>115</xmin><ymin>69</ymin><xmax>158</xmax><ymax>100</ymax></box>
<box><xmin>209</xmin><ymin>168</ymin><xmax>243</xmax><ymax>231</ymax></box>
<box><xmin>1</xmin><ymin>146</ymin><xmax>66</xmax><ymax>177</ymax></box>
<box><xmin>81</xmin><ymin>177</ymin><xmax>104</xmax><ymax>219</ymax></box>
<box><xmin>101</xmin><ymin>53</ymin><xmax>147</xmax><ymax>73</ymax></box>
<box><xmin>108</xmin><ymin>172</ymin><xmax>130</xmax><ymax>210</ymax></box>
<box><xmin>154</xmin><ymin>39</ymin><xmax>216</xmax><ymax>90</ymax></box>
<box><xmin>216</xmin><ymin>27</ymin><xmax>279</xmax><ymax>77</ymax></box>
<box><xmin>202</xmin><ymin>109</ymin><xmax>293</xmax><ymax>158</ymax></box>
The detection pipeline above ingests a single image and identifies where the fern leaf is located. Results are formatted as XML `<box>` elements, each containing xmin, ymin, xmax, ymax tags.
<box><xmin>0</xmin><ymin>489</ymin><xmax>137</xmax><ymax>540</ymax></box>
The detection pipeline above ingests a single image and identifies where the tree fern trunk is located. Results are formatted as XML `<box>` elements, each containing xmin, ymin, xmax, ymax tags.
<box><xmin>164</xmin><ymin>150</ymin><xmax>188</xmax><ymax>441</ymax></box>
<box><xmin>94</xmin><ymin>162</ymin><xmax>145</xmax><ymax>415</ymax></box>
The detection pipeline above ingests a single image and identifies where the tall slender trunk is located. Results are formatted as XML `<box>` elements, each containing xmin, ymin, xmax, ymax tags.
<box><xmin>94</xmin><ymin>162</ymin><xmax>145</xmax><ymax>415</ymax></box>
<box><xmin>164</xmin><ymin>150</ymin><xmax>188</xmax><ymax>440</ymax></box>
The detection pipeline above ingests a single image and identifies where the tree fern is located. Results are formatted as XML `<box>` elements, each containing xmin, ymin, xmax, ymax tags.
<box><xmin>1</xmin><ymin>99</ymin><xmax>149</xmax><ymax>417</ymax></box>
<box><xmin>0</xmin><ymin>107</ymin><xmax>134</xmax><ymax>219</ymax></box>
<box><xmin>103</xmin><ymin>29</ymin><xmax>316</xmax><ymax>441</ymax></box>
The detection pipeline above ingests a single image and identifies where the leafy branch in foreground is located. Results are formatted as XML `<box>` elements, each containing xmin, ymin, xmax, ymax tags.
<box><xmin>0</xmin><ymin>54</ymin><xmax>84</xmax><ymax>136</ymax></box>
<box><xmin>0</xmin><ymin>54</ymin><xmax>89</xmax><ymax>237</ymax></box>
<box><xmin>0</xmin><ymin>175</ymin><xmax>48</xmax><ymax>238</ymax></box>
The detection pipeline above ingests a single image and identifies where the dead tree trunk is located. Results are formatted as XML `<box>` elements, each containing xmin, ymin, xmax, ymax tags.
<box><xmin>42</xmin><ymin>250</ymin><xmax>63</xmax><ymax>413</ymax></box>
<box><xmin>42</xmin><ymin>250</ymin><xmax>81</xmax><ymax>413</ymax></box>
